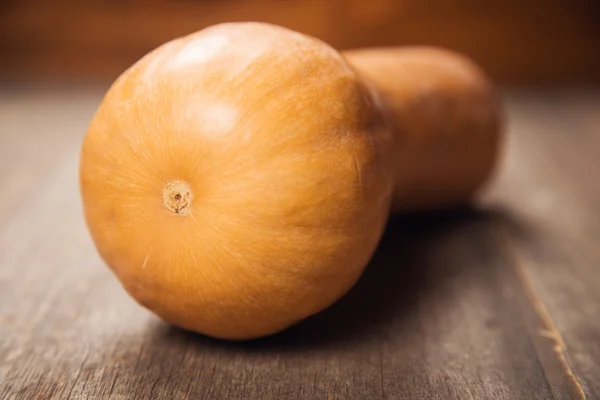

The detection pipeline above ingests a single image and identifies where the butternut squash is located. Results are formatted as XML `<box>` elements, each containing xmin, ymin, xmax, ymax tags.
<box><xmin>80</xmin><ymin>22</ymin><xmax>501</xmax><ymax>340</ymax></box>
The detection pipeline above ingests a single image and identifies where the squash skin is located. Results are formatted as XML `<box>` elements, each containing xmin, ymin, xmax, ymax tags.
<box><xmin>80</xmin><ymin>22</ymin><xmax>393</xmax><ymax>340</ymax></box>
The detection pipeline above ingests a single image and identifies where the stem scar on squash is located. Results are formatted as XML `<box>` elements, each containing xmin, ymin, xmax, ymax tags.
<box><xmin>163</xmin><ymin>180</ymin><xmax>192</xmax><ymax>215</ymax></box>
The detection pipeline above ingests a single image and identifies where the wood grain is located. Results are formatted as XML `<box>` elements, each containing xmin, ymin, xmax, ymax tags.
<box><xmin>0</xmin><ymin>89</ymin><xmax>599</xmax><ymax>399</ymax></box>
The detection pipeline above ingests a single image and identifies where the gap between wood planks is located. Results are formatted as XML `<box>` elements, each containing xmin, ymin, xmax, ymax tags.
<box><xmin>492</xmin><ymin>226</ymin><xmax>586</xmax><ymax>400</ymax></box>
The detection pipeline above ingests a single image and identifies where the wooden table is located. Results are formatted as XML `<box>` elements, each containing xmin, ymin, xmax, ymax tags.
<box><xmin>1</xmin><ymin>89</ymin><xmax>599</xmax><ymax>400</ymax></box>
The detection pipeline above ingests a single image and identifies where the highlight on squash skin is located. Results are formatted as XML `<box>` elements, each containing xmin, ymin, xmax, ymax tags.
<box><xmin>80</xmin><ymin>22</ymin><xmax>501</xmax><ymax>340</ymax></box>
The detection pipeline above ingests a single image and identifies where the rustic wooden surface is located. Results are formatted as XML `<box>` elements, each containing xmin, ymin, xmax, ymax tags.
<box><xmin>0</xmin><ymin>89</ymin><xmax>599</xmax><ymax>399</ymax></box>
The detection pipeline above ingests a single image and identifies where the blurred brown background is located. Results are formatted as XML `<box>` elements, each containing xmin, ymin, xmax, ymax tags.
<box><xmin>1</xmin><ymin>0</ymin><xmax>600</xmax><ymax>85</ymax></box>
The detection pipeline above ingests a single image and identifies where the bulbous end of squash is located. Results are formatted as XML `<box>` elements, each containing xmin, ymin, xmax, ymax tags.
<box><xmin>80</xmin><ymin>22</ymin><xmax>393</xmax><ymax>339</ymax></box>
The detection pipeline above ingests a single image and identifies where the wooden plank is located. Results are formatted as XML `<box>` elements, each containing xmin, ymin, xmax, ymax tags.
<box><xmin>0</xmin><ymin>89</ymin><xmax>102</xmax><ymax>225</ymax></box>
<box><xmin>484</xmin><ymin>92</ymin><xmax>600</xmax><ymax>399</ymax></box>
<box><xmin>1</xmin><ymin>90</ymin><xmax>600</xmax><ymax>399</ymax></box>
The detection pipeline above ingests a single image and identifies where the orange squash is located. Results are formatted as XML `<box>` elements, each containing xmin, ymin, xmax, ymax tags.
<box><xmin>80</xmin><ymin>22</ymin><xmax>501</xmax><ymax>340</ymax></box>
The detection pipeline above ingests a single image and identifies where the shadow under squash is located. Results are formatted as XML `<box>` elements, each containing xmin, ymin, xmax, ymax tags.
<box><xmin>155</xmin><ymin>204</ymin><xmax>513</xmax><ymax>351</ymax></box>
